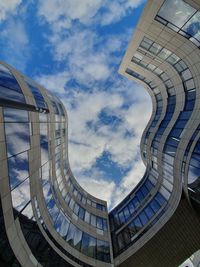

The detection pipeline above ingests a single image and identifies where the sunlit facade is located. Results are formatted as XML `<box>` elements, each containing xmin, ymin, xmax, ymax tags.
<box><xmin>0</xmin><ymin>0</ymin><xmax>200</xmax><ymax>267</ymax></box>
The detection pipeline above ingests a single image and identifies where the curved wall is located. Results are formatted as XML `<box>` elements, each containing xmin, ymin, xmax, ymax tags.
<box><xmin>0</xmin><ymin>61</ymin><xmax>112</xmax><ymax>267</ymax></box>
<box><xmin>0</xmin><ymin>0</ymin><xmax>200</xmax><ymax>267</ymax></box>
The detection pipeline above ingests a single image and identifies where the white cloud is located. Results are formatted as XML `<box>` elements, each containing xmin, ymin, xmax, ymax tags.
<box><xmin>36</xmin><ymin>71</ymin><xmax>70</xmax><ymax>94</ymax></box>
<box><xmin>37</xmin><ymin>67</ymin><xmax>151</xmax><ymax>210</ymax></box>
<box><xmin>38</xmin><ymin>0</ymin><xmax>103</xmax><ymax>26</ymax></box>
<box><xmin>1</xmin><ymin>18</ymin><xmax>30</xmax><ymax>71</ymax></box>
<box><xmin>34</xmin><ymin>0</ymin><xmax>150</xmax><ymax>209</ymax></box>
<box><xmin>110</xmin><ymin>160</ymin><xmax>146</xmax><ymax>208</ymax></box>
<box><xmin>78</xmin><ymin>169</ymin><xmax>116</xmax><ymax>204</ymax></box>
<box><xmin>0</xmin><ymin>0</ymin><xmax>22</xmax><ymax>22</ymax></box>
<box><xmin>37</xmin><ymin>0</ymin><xmax>145</xmax><ymax>28</ymax></box>
<box><xmin>58</xmin><ymin>80</ymin><xmax>151</xmax><ymax>209</ymax></box>
<box><xmin>97</xmin><ymin>0</ymin><xmax>145</xmax><ymax>26</ymax></box>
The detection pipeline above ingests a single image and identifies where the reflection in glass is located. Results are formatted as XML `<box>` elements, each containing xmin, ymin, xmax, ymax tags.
<box><xmin>73</xmin><ymin>227</ymin><xmax>82</xmax><ymax>250</ymax></box>
<box><xmin>158</xmin><ymin>0</ymin><xmax>195</xmax><ymax>28</ymax></box>
<box><xmin>5</xmin><ymin>123</ymin><xmax>30</xmax><ymax>157</ymax></box>
<box><xmin>66</xmin><ymin>223</ymin><xmax>76</xmax><ymax>246</ymax></box>
<box><xmin>4</xmin><ymin>108</ymin><xmax>28</xmax><ymax>122</ymax></box>
<box><xmin>8</xmin><ymin>151</ymin><xmax>29</xmax><ymax>190</ymax></box>
<box><xmin>0</xmin><ymin>64</ymin><xmax>25</xmax><ymax>103</ymax></box>
<box><xmin>54</xmin><ymin>211</ymin><xmax>70</xmax><ymax>237</ymax></box>
<box><xmin>11</xmin><ymin>178</ymin><xmax>30</xmax><ymax>212</ymax></box>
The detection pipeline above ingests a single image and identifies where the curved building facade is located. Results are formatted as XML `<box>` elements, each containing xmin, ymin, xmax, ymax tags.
<box><xmin>0</xmin><ymin>0</ymin><xmax>200</xmax><ymax>266</ymax></box>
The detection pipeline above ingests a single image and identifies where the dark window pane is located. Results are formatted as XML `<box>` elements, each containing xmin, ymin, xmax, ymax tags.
<box><xmin>73</xmin><ymin>228</ymin><xmax>82</xmax><ymax>251</ymax></box>
<box><xmin>78</xmin><ymin>207</ymin><xmax>85</xmax><ymax>220</ymax></box>
<box><xmin>97</xmin><ymin>216</ymin><xmax>103</xmax><ymax>230</ymax></box>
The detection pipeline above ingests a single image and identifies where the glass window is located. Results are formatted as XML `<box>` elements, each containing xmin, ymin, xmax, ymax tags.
<box><xmin>97</xmin><ymin>239</ymin><xmax>105</xmax><ymax>261</ymax></box>
<box><xmin>69</xmin><ymin>198</ymin><xmax>75</xmax><ymax>210</ymax></box>
<box><xmin>54</xmin><ymin>211</ymin><xmax>69</xmax><ymax>238</ymax></box>
<box><xmin>147</xmin><ymin>63</ymin><xmax>156</xmax><ymax>71</ymax></box>
<box><xmin>66</xmin><ymin>223</ymin><xmax>76</xmax><ymax>246</ymax></box>
<box><xmin>97</xmin><ymin>216</ymin><xmax>103</xmax><ymax>230</ymax></box>
<box><xmin>149</xmin><ymin>43</ymin><xmax>162</xmax><ymax>55</ymax></box>
<box><xmin>73</xmin><ymin>227</ymin><xmax>82</xmax><ymax>251</ymax></box>
<box><xmin>77</xmin><ymin>192</ymin><xmax>82</xmax><ymax>201</ymax></box>
<box><xmin>166</xmin><ymin>54</ymin><xmax>180</xmax><ymax>65</ymax></box>
<box><xmin>157</xmin><ymin>0</ymin><xmax>196</xmax><ymax>28</ymax></box>
<box><xmin>78</xmin><ymin>207</ymin><xmax>85</xmax><ymax>220</ymax></box>
<box><xmin>118</xmin><ymin>211</ymin><xmax>125</xmax><ymax>224</ymax></box>
<box><xmin>11</xmin><ymin>178</ymin><xmax>30</xmax><ymax>212</ymax></box>
<box><xmin>128</xmin><ymin>201</ymin><xmax>135</xmax><ymax>214</ymax></box>
<box><xmin>4</xmin><ymin>108</ymin><xmax>29</xmax><ymax>122</ymax></box>
<box><xmin>73</xmin><ymin>203</ymin><xmax>79</xmax><ymax>215</ymax></box>
<box><xmin>82</xmin><ymin>196</ymin><xmax>86</xmax><ymax>204</ymax></box>
<box><xmin>47</xmin><ymin>198</ymin><xmax>59</xmax><ymax>220</ymax></box>
<box><xmin>84</xmin><ymin>211</ymin><xmax>90</xmax><ymax>224</ymax></box>
<box><xmin>181</xmin><ymin>69</ymin><xmax>192</xmax><ymax>81</ymax></box>
<box><xmin>134</xmin><ymin>217</ymin><xmax>142</xmax><ymax>232</ymax></box>
<box><xmin>157</xmin><ymin>48</ymin><xmax>172</xmax><ymax>60</ymax></box>
<box><xmin>155</xmin><ymin>192</ymin><xmax>167</xmax><ymax>206</ymax></box>
<box><xmin>140</xmin><ymin>40</ymin><xmax>151</xmax><ymax>50</ymax></box>
<box><xmin>8</xmin><ymin>151</ymin><xmax>29</xmax><ymax>190</ymax></box>
<box><xmin>188</xmin><ymin>164</ymin><xmax>200</xmax><ymax>184</ymax></box>
<box><xmin>103</xmin><ymin>219</ymin><xmax>108</xmax><ymax>231</ymax></box>
<box><xmin>145</xmin><ymin>179</ymin><xmax>153</xmax><ymax>191</ymax></box>
<box><xmin>174</xmin><ymin>60</ymin><xmax>187</xmax><ymax>72</ymax></box>
<box><xmin>122</xmin><ymin>228</ymin><xmax>131</xmax><ymax>245</ymax></box>
<box><xmin>154</xmin><ymin>68</ymin><xmax>163</xmax><ymax>76</ymax></box>
<box><xmin>83</xmin><ymin>234</ymin><xmax>96</xmax><ymax>258</ymax></box>
<box><xmin>123</xmin><ymin>206</ymin><xmax>130</xmax><ymax>220</ymax></box>
<box><xmin>81</xmin><ymin>233</ymin><xmax>90</xmax><ymax>256</ymax></box>
<box><xmin>27</xmin><ymin>82</ymin><xmax>47</xmax><ymax>109</ymax></box>
<box><xmin>160</xmin><ymin>186</ymin><xmax>171</xmax><ymax>200</ymax></box>
<box><xmin>91</xmin><ymin>214</ymin><xmax>96</xmax><ymax>227</ymax></box>
<box><xmin>132</xmin><ymin>196</ymin><xmax>140</xmax><ymax>208</ymax></box>
<box><xmin>184</xmin><ymin>79</ymin><xmax>195</xmax><ymax>90</ymax></box>
<box><xmin>163</xmin><ymin>179</ymin><xmax>173</xmax><ymax>192</ymax></box>
<box><xmin>128</xmin><ymin>221</ymin><xmax>136</xmax><ymax>237</ymax></box>
<box><xmin>182</xmin><ymin>11</ymin><xmax>200</xmax><ymax>42</ymax></box>
<box><xmin>117</xmin><ymin>233</ymin><xmax>125</xmax><ymax>250</ymax></box>
<box><xmin>136</xmin><ymin>191</ymin><xmax>144</xmax><ymax>202</ymax></box>
<box><xmin>65</xmin><ymin>193</ymin><xmax>71</xmax><ymax>204</ymax></box>
<box><xmin>0</xmin><ymin>64</ymin><xmax>25</xmax><ymax>103</ymax></box>
<box><xmin>165</xmin><ymin>80</ymin><xmax>173</xmax><ymax>89</ymax></box>
<box><xmin>140</xmin><ymin>185</ymin><xmax>149</xmax><ymax>196</ymax></box>
<box><xmin>87</xmin><ymin>199</ymin><xmax>91</xmax><ymax>205</ymax></box>
<box><xmin>92</xmin><ymin>201</ymin><xmax>96</xmax><ymax>208</ymax></box>
<box><xmin>150</xmin><ymin>199</ymin><xmax>160</xmax><ymax>213</ymax></box>
<box><xmin>139</xmin><ymin>211</ymin><xmax>148</xmax><ymax>226</ymax></box>
<box><xmin>134</xmin><ymin>52</ymin><xmax>144</xmax><ymax>60</ymax></box>
<box><xmin>5</xmin><ymin>122</ymin><xmax>30</xmax><ymax>157</ymax></box>
<box><xmin>144</xmin><ymin>205</ymin><xmax>155</xmax><ymax>219</ymax></box>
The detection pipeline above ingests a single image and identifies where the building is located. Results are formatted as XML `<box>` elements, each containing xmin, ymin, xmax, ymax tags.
<box><xmin>0</xmin><ymin>0</ymin><xmax>200</xmax><ymax>266</ymax></box>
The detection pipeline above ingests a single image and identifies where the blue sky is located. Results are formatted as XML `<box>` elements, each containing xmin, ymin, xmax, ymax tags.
<box><xmin>0</xmin><ymin>0</ymin><xmax>151</xmax><ymax>210</ymax></box>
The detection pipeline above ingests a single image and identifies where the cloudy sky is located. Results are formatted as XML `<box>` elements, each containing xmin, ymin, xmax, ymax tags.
<box><xmin>0</xmin><ymin>0</ymin><xmax>152</xmax><ymax>210</ymax></box>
